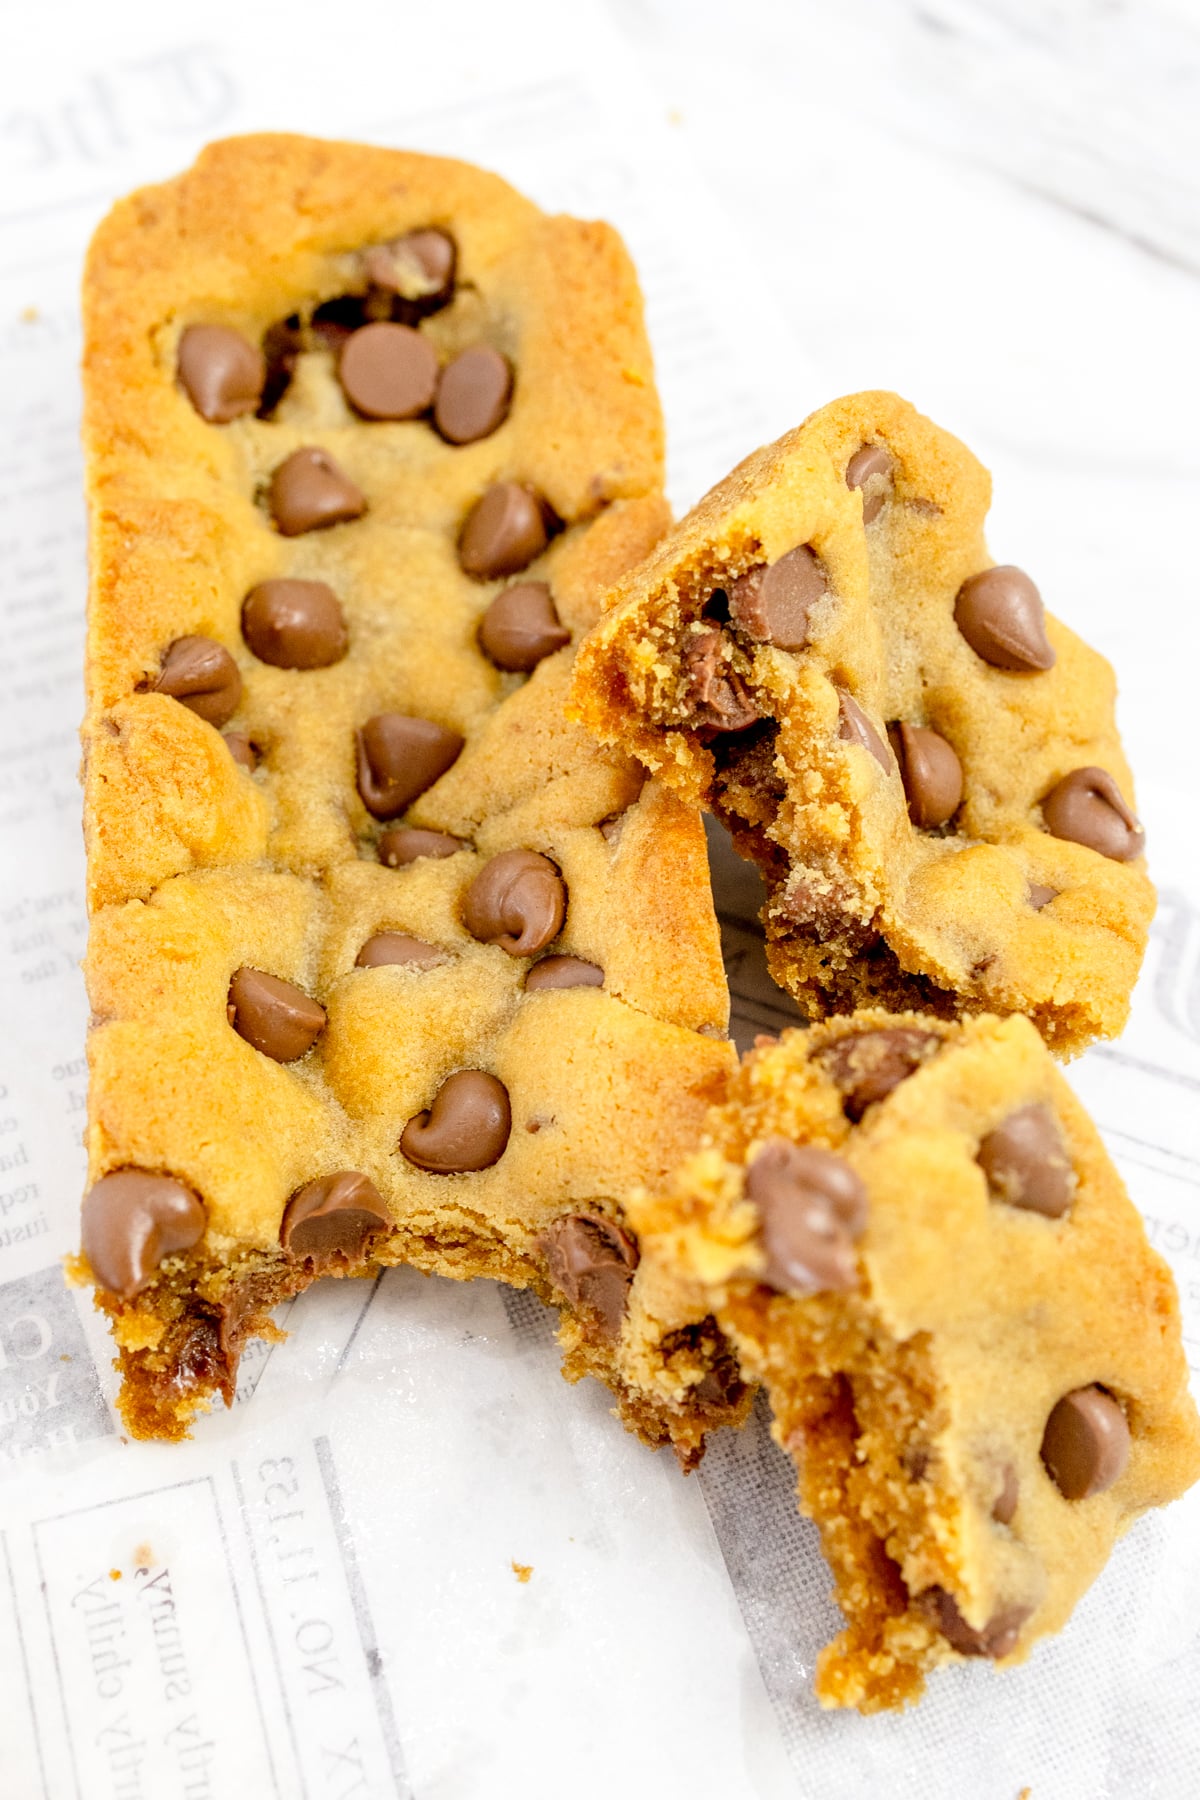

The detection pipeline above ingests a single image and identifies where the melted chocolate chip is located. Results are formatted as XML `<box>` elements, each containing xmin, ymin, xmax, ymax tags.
<box><xmin>525</xmin><ymin>955</ymin><xmax>603</xmax><ymax>990</ymax></box>
<box><xmin>399</xmin><ymin>1070</ymin><xmax>512</xmax><ymax>1172</ymax></box>
<box><xmin>154</xmin><ymin>636</ymin><xmax>242</xmax><ymax>727</ymax></box>
<box><xmin>978</xmin><ymin>1103</ymin><xmax>1075</xmax><ymax>1218</ymax></box>
<box><xmin>338</xmin><ymin>322</ymin><xmax>438</xmax><ymax>420</ymax></box>
<box><xmin>692</xmin><ymin>1345</ymin><xmax>747</xmax><ymax>1408</ymax></box>
<box><xmin>745</xmin><ymin>1139</ymin><xmax>868</xmax><ymax>1295</ymax></box>
<box><xmin>1041</xmin><ymin>1386</ymin><xmax>1130</xmax><ymax>1499</ymax></box>
<box><xmin>681</xmin><ymin>627</ymin><xmax>759</xmax><ymax>731</ymax></box>
<box><xmin>954</xmin><ymin>566</ymin><xmax>1055</xmax><ymax>672</ymax></box>
<box><xmin>280</xmin><ymin>1171</ymin><xmax>390</xmax><ymax>1264</ymax></box>
<box><xmin>435</xmin><ymin>345</ymin><xmax>513</xmax><ymax>444</ymax></box>
<box><xmin>268</xmin><ymin>448</ymin><xmax>366</xmax><ymax>536</ymax></box>
<box><xmin>241</xmin><ymin>580</ymin><xmax>348</xmax><ymax>669</ymax></box>
<box><xmin>228</xmin><ymin>967</ymin><xmax>326</xmax><ymax>1062</ymax></box>
<box><xmin>81</xmin><ymin>1169</ymin><xmax>207</xmax><ymax>1298</ymax></box>
<box><xmin>823</xmin><ymin>1027</ymin><xmax>942</xmax><ymax>1121</ymax></box>
<box><xmin>993</xmin><ymin>1464</ymin><xmax>1020</xmax><ymax>1526</ymax></box>
<box><xmin>463</xmin><ymin>850</ymin><xmax>565</xmax><ymax>956</ymax></box>
<box><xmin>259</xmin><ymin>315</ymin><xmax>304</xmax><ymax>416</ymax></box>
<box><xmin>888</xmin><ymin>721</ymin><xmax>963</xmax><ymax>829</ymax></box>
<box><xmin>541</xmin><ymin>1213</ymin><xmax>639</xmax><ymax>1336</ymax></box>
<box><xmin>845</xmin><ymin>443</ymin><xmax>894</xmax><ymax>523</ymax></box>
<box><xmin>223</xmin><ymin>732</ymin><xmax>259</xmax><ymax>770</ymax></box>
<box><xmin>835</xmin><ymin>688</ymin><xmax>890</xmax><ymax>772</ymax></box>
<box><xmin>363</xmin><ymin>229</ymin><xmax>456</xmax><ymax>306</ymax></box>
<box><xmin>924</xmin><ymin>1588</ymin><xmax>1028</xmax><ymax>1659</ymax></box>
<box><xmin>177</xmin><ymin>324</ymin><xmax>265</xmax><ymax>423</ymax></box>
<box><xmin>728</xmin><ymin>545</ymin><xmax>827</xmax><ymax>651</ymax></box>
<box><xmin>459</xmin><ymin>483</ymin><xmax>550</xmax><ymax>579</ymax></box>
<box><xmin>1042</xmin><ymin>767</ymin><xmax>1145</xmax><ymax>861</ymax></box>
<box><xmin>355</xmin><ymin>933</ymin><xmax>445</xmax><ymax>969</ymax></box>
<box><xmin>478</xmin><ymin>582</ymin><xmax>570</xmax><ymax>671</ymax></box>
<box><xmin>355</xmin><ymin>714</ymin><xmax>464</xmax><ymax>819</ymax></box>
<box><xmin>378</xmin><ymin>827</ymin><xmax>465</xmax><ymax>866</ymax></box>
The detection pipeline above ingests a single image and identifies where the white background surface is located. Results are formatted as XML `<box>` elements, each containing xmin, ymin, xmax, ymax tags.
<box><xmin>1</xmin><ymin>3</ymin><xmax>1199</xmax><ymax>1798</ymax></box>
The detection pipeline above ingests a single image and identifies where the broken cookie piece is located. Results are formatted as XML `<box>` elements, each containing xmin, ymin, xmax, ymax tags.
<box><xmin>77</xmin><ymin>134</ymin><xmax>743</xmax><ymax>1459</ymax></box>
<box><xmin>571</xmin><ymin>392</ymin><xmax>1154</xmax><ymax>1052</ymax></box>
<box><xmin>625</xmin><ymin>1011</ymin><xmax>1200</xmax><ymax>1710</ymax></box>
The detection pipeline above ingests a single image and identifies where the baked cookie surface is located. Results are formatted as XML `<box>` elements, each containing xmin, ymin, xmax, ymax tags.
<box><xmin>77</xmin><ymin>134</ymin><xmax>741</xmax><ymax>1456</ymax></box>
<box><xmin>571</xmin><ymin>393</ymin><xmax>1154</xmax><ymax>1052</ymax></box>
<box><xmin>626</xmin><ymin>1013</ymin><xmax>1200</xmax><ymax>1710</ymax></box>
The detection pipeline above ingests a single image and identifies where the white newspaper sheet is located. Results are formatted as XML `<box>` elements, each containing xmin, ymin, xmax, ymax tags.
<box><xmin>1</xmin><ymin>6</ymin><xmax>1198</xmax><ymax>1797</ymax></box>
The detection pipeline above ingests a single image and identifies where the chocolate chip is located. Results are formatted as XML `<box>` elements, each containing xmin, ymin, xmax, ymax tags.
<box><xmin>836</xmin><ymin>688</ymin><xmax>890</xmax><ymax>772</ymax></box>
<box><xmin>459</xmin><ymin>483</ymin><xmax>550</xmax><ymax>579</ymax></box>
<box><xmin>241</xmin><ymin>580</ymin><xmax>348</xmax><ymax>670</ymax></box>
<box><xmin>228</xmin><ymin>967</ymin><xmax>326</xmax><ymax>1062</ymax></box>
<box><xmin>223</xmin><ymin>732</ymin><xmax>259</xmax><ymax>770</ymax></box>
<box><xmin>355</xmin><ymin>714</ymin><xmax>464</xmax><ymax>819</ymax></box>
<box><xmin>1041</xmin><ymin>1385</ymin><xmax>1130</xmax><ymax>1499</ymax></box>
<box><xmin>954</xmin><ymin>566</ymin><xmax>1055</xmax><ymax>672</ymax></box>
<box><xmin>177</xmin><ymin>324</ymin><xmax>265</xmax><ymax>423</ymax></box>
<box><xmin>378</xmin><ymin>827</ymin><xmax>465</xmax><ymax>866</ymax></box>
<box><xmin>81</xmin><ymin>1169</ymin><xmax>207</xmax><ymax>1299</ymax></box>
<box><xmin>978</xmin><ymin>1103</ymin><xmax>1075</xmax><ymax>1218</ymax></box>
<box><xmin>338</xmin><ymin>322</ymin><xmax>438</xmax><ymax>420</ymax></box>
<box><xmin>435</xmin><ymin>345</ymin><xmax>513</xmax><ymax>444</ymax></box>
<box><xmin>692</xmin><ymin>1346</ymin><xmax>746</xmax><ymax>1408</ymax></box>
<box><xmin>310</xmin><ymin>295</ymin><xmax>373</xmax><ymax>350</ymax></box>
<box><xmin>399</xmin><ymin>1070</ymin><xmax>512</xmax><ymax>1172</ymax></box>
<box><xmin>845</xmin><ymin>443</ymin><xmax>894</xmax><ymax>524</ymax></box>
<box><xmin>478</xmin><ymin>582</ymin><xmax>570</xmax><ymax>671</ymax></box>
<box><xmin>1028</xmin><ymin>883</ymin><xmax>1058</xmax><ymax>910</ymax></box>
<box><xmin>280</xmin><ymin>1170</ymin><xmax>390</xmax><ymax>1264</ymax></box>
<box><xmin>993</xmin><ymin>1464</ymin><xmax>1020</xmax><ymax>1525</ymax></box>
<box><xmin>541</xmin><ymin>1213</ymin><xmax>639</xmax><ymax>1336</ymax></box>
<box><xmin>888</xmin><ymin>721</ymin><xmax>963</xmax><ymax>829</ymax></box>
<box><xmin>924</xmin><ymin>1588</ymin><xmax>1028</xmax><ymax>1659</ymax></box>
<box><xmin>355</xmin><ymin>933</ymin><xmax>445</xmax><ymax>969</ymax></box>
<box><xmin>681</xmin><ymin>628</ymin><xmax>759</xmax><ymax>732</ymax></box>
<box><xmin>154</xmin><ymin>636</ymin><xmax>242</xmax><ymax>727</ymax></box>
<box><xmin>728</xmin><ymin>545</ymin><xmax>827</xmax><ymax>651</ymax></box>
<box><xmin>525</xmin><ymin>955</ymin><xmax>603</xmax><ymax>990</ymax></box>
<box><xmin>364</xmin><ymin>229</ymin><xmax>456</xmax><ymax>304</ymax></box>
<box><xmin>259</xmin><ymin>314</ymin><xmax>304</xmax><ymax>416</ymax></box>
<box><xmin>1042</xmin><ymin>767</ymin><xmax>1145</xmax><ymax>861</ymax></box>
<box><xmin>823</xmin><ymin>1027</ymin><xmax>942</xmax><ymax>1121</ymax></box>
<box><xmin>463</xmin><ymin>850</ymin><xmax>565</xmax><ymax>956</ymax></box>
<box><xmin>745</xmin><ymin>1139</ymin><xmax>867</xmax><ymax>1295</ymax></box>
<box><xmin>268</xmin><ymin>448</ymin><xmax>366</xmax><ymax>536</ymax></box>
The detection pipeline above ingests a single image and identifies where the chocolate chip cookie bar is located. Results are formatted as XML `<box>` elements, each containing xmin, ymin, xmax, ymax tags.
<box><xmin>571</xmin><ymin>393</ymin><xmax>1154</xmax><ymax>1052</ymax></box>
<box><xmin>76</xmin><ymin>134</ymin><xmax>743</xmax><ymax>1456</ymax></box>
<box><xmin>625</xmin><ymin>1014</ymin><xmax>1200</xmax><ymax>1709</ymax></box>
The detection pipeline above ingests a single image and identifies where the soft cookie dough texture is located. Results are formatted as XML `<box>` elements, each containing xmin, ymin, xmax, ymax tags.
<box><xmin>627</xmin><ymin>1015</ymin><xmax>1200</xmax><ymax>1710</ymax></box>
<box><xmin>571</xmin><ymin>393</ymin><xmax>1154</xmax><ymax>1052</ymax></box>
<box><xmin>77</xmin><ymin>134</ymin><xmax>742</xmax><ymax>1454</ymax></box>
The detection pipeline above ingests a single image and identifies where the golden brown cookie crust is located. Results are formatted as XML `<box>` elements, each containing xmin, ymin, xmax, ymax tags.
<box><xmin>79</xmin><ymin>134</ymin><xmax>740</xmax><ymax>1448</ymax></box>
<box><xmin>571</xmin><ymin>393</ymin><xmax>1154</xmax><ymax>1053</ymax></box>
<box><xmin>627</xmin><ymin>1011</ymin><xmax>1200</xmax><ymax>1709</ymax></box>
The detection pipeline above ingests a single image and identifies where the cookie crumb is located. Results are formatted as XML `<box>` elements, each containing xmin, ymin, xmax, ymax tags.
<box><xmin>108</xmin><ymin>1568</ymin><xmax>122</xmax><ymax>1581</ymax></box>
<box><xmin>511</xmin><ymin>1561</ymin><xmax>533</xmax><ymax>1584</ymax></box>
<box><xmin>133</xmin><ymin>1542</ymin><xmax>154</xmax><ymax>1571</ymax></box>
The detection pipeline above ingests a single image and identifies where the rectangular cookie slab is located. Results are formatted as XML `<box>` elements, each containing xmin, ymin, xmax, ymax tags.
<box><xmin>626</xmin><ymin>1012</ymin><xmax>1200</xmax><ymax>1709</ymax></box>
<box><xmin>571</xmin><ymin>393</ymin><xmax>1155</xmax><ymax>1052</ymax></box>
<box><xmin>76</xmin><ymin>134</ymin><xmax>743</xmax><ymax>1461</ymax></box>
